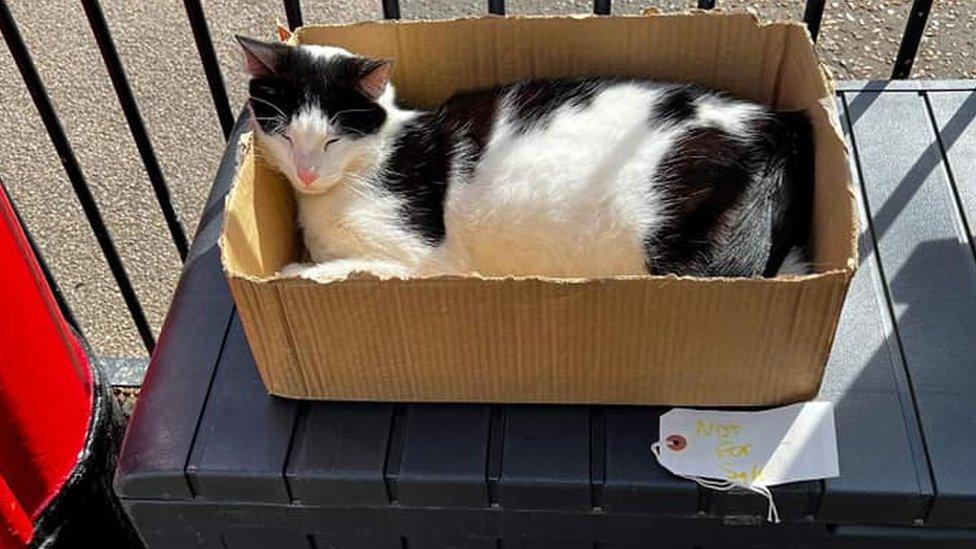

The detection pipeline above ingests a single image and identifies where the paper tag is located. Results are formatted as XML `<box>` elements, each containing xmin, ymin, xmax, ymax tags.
<box><xmin>657</xmin><ymin>402</ymin><xmax>839</xmax><ymax>487</ymax></box>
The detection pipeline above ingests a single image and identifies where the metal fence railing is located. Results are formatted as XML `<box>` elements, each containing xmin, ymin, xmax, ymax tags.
<box><xmin>0</xmin><ymin>0</ymin><xmax>936</xmax><ymax>356</ymax></box>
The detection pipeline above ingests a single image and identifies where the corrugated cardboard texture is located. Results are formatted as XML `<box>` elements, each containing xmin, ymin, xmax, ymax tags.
<box><xmin>220</xmin><ymin>12</ymin><xmax>857</xmax><ymax>405</ymax></box>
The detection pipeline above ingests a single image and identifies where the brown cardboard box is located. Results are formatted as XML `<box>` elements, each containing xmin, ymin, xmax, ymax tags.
<box><xmin>220</xmin><ymin>11</ymin><xmax>857</xmax><ymax>406</ymax></box>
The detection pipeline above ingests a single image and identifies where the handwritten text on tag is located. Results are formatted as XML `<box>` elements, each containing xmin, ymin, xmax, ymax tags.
<box><xmin>657</xmin><ymin>402</ymin><xmax>839</xmax><ymax>486</ymax></box>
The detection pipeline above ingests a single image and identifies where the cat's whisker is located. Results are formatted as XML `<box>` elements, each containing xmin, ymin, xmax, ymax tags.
<box><xmin>248</xmin><ymin>96</ymin><xmax>288</xmax><ymax>118</ymax></box>
<box><xmin>253</xmin><ymin>116</ymin><xmax>286</xmax><ymax>124</ymax></box>
<box><xmin>328</xmin><ymin>108</ymin><xmax>375</xmax><ymax>125</ymax></box>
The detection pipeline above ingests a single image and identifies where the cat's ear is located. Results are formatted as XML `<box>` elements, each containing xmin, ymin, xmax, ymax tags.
<box><xmin>357</xmin><ymin>59</ymin><xmax>393</xmax><ymax>100</ymax></box>
<box><xmin>236</xmin><ymin>35</ymin><xmax>282</xmax><ymax>78</ymax></box>
<box><xmin>275</xmin><ymin>22</ymin><xmax>292</xmax><ymax>42</ymax></box>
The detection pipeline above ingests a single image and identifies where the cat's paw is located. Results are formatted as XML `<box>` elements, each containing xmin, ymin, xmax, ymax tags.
<box><xmin>278</xmin><ymin>262</ymin><xmax>315</xmax><ymax>278</ymax></box>
<box><xmin>280</xmin><ymin>259</ymin><xmax>413</xmax><ymax>282</ymax></box>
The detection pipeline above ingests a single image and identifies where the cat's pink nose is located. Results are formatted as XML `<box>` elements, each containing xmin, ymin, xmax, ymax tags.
<box><xmin>297</xmin><ymin>167</ymin><xmax>317</xmax><ymax>185</ymax></box>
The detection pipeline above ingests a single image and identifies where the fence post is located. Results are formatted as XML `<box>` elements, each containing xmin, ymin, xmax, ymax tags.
<box><xmin>0</xmin><ymin>0</ymin><xmax>155</xmax><ymax>352</ymax></box>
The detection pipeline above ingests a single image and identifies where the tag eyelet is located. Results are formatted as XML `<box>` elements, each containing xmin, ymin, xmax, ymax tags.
<box><xmin>666</xmin><ymin>434</ymin><xmax>687</xmax><ymax>451</ymax></box>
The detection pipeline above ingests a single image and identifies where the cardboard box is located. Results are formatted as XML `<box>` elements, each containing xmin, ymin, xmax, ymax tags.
<box><xmin>220</xmin><ymin>10</ymin><xmax>857</xmax><ymax>406</ymax></box>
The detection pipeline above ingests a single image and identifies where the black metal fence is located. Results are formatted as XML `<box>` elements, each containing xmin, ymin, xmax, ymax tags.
<box><xmin>0</xmin><ymin>0</ymin><xmax>936</xmax><ymax>356</ymax></box>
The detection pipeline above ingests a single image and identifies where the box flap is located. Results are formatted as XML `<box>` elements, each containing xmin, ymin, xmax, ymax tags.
<box><xmin>295</xmin><ymin>13</ymin><xmax>791</xmax><ymax>108</ymax></box>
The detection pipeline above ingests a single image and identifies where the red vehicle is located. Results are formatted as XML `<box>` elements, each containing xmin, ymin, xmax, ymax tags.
<box><xmin>0</xmin><ymin>182</ymin><xmax>137</xmax><ymax>548</ymax></box>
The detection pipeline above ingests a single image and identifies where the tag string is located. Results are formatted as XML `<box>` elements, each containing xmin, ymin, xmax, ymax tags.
<box><xmin>651</xmin><ymin>442</ymin><xmax>780</xmax><ymax>523</ymax></box>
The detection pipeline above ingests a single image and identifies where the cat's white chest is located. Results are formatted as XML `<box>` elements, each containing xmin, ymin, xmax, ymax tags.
<box><xmin>296</xmin><ymin>185</ymin><xmax>425</xmax><ymax>265</ymax></box>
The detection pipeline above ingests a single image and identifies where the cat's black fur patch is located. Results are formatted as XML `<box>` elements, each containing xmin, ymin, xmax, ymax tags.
<box><xmin>646</xmin><ymin>112</ymin><xmax>814</xmax><ymax>277</ymax></box>
<box><xmin>654</xmin><ymin>85</ymin><xmax>707</xmax><ymax>126</ymax></box>
<box><xmin>762</xmin><ymin>111</ymin><xmax>815</xmax><ymax>276</ymax></box>
<box><xmin>647</xmin><ymin>127</ymin><xmax>757</xmax><ymax>277</ymax></box>
<box><xmin>380</xmin><ymin>114</ymin><xmax>452</xmax><ymax>244</ymax></box>
<box><xmin>248</xmin><ymin>47</ymin><xmax>387</xmax><ymax>138</ymax></box>
<box><xmin>377</xmin><ymin>88</ymin><xmax>509</xmax><ymax>243</ymax></box>
<box><xmin>438</xmin><ymin>87</ymin><xmax>505</xmax><ymax>164</ymax></box>
<box><xmin>508</xmin><ymin>78</ymin><xmax>603</xmax><ymax>132</ymax></box>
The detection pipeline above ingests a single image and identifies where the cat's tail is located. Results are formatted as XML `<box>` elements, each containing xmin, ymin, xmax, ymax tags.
<box><xmin>764</xmin><ymin>110</ymin><xmax>815</xmax><ymax>277</ymax></box>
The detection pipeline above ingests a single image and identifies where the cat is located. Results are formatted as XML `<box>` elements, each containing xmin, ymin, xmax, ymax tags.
<box><xmin>236</xmin><ymin>35</ymin><xmax>813</xmax><ymax>280</ymax></box>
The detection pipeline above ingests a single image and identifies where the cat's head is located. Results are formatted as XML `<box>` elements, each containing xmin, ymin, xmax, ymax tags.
<box><xmin>236</xmin><ymin>36</ymin><xmax>394</xmax><ymax>195</ymax></box>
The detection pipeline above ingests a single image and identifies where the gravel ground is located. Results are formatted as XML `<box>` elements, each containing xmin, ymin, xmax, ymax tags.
<box><xmin>716</xmin><ymin>0</ymin><xmax>976</xmax><ymax>79</ymax></box>
<box><xmin>1</xmin><ymin>1</ymin><xmax>973</xmax><ymax>358</ymax></box>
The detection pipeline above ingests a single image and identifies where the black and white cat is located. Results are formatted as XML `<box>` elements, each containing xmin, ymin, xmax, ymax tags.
<box><xmin>237</xmin><ymin>35</ymin><xmax>813</xmax><ymax>280</ymax></box>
